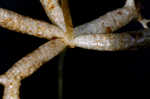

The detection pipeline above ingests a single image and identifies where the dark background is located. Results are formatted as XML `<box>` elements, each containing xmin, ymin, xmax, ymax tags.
<box><xmin>0</xmin><ymin>0</ymin><xmax>150</xmax><ymax>99</ymax></box>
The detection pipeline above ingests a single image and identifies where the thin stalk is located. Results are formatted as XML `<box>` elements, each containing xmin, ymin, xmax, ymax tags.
<box><xmin>58</xmin><ymin>48</ymin><xmax>67</xmax><ymax>99</ymax></box>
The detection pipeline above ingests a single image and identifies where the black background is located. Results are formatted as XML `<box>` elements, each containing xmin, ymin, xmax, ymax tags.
<box><xmin>0</xmin><ymin>0</ymin><xmax>150</xmax><ymax>99</ymax></box>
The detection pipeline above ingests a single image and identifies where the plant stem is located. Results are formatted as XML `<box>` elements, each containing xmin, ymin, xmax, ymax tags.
<box><xmin>58</xmin><ymin>48</ymin><xmax>67</xmax><ymax>99</ymax></box>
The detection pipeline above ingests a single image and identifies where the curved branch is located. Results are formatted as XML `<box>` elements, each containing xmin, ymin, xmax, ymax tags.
<box><xmin>74</xmin><ymin>0</ymin><xmax>139</xmax><ymax>36</ymax></box>
<box><xmin>0</xmin><ymin>39</ymin><xmax>66</xmax><ymax>99</ymax></box>
<box><xmin>5</xmin><ymin>39</ymin><xmax>66</xmax><ymax>80</ymax></box>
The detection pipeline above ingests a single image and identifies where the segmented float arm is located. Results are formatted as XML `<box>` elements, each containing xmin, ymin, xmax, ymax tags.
<box><xmin>73</xmin><ymin>29</ymin><xmax>150</xmax><ymax>51</ymax></box>
<box><xmin>74</xmin><ymin>0</ymin><xmax>139</xmax><ymax>36</ymax></box>
<box><xmin>6</xmin><ymin>39</ymin><xmax>66</xmax><ymax>79</ymax></box>
<box><xmin>40</xmin><ymin>0</ymin><xmax>66</xmax><ymax>32</ymax></box>
<box><xmin>0</xmin><ymin>8</ymin><xmax>65</xmax><ymax>39</ymax></box>
<box><xmin>73</xmin><ymin>33</ymin><xmax>136</xmax><ymax>51</ymax></box>
<box><xmin>0</xmin><ymin>39</ymin><xmax>66</xmax><ymax>99</ymax></box>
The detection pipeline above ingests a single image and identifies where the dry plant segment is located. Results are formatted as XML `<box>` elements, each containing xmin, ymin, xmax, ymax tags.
<box><xmin>74</xmin><ymin>0</ymin><xmax>140</xmax><ymax>36</ymax></box>
<box><xmin>0</xmin><ymin>39</ymin><xmax>66</xmax><ymax>99</ymax></box>
<box><xmin>0</xmin><ymin>8</ymin><xmax>65</xmax><ymax>40</ymax></box>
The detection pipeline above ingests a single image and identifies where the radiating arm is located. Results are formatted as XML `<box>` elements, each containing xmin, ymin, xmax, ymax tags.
<box><xmin>0</xmin><ymin>39</ymin><xmax>66</xmax><ymax>99</ymax></box>
<box><xmin>74</xmin><ymin>0</ymin><xmax>140</xmax><ymax>36</ymax></box>
<box><xmin>0</xmin><ymin>8</ymin><xmax>65</xmax><ymax>39</ymax></box>
<box><xmin>73</xmin><ymin>33</ymin><xmax>135</xmax><ymax>51</ymax></box>
<box><xmin>40</xmin><ymin>0</ymin><xmax>66</xmax><ymax>32</ymax></box>
<box><xmin>73</xmin><ymin>29</ymin><xmax>150</xmax><ymax>51</ymax></box>
<box><xmin>5</xmin><ymin>39</ymin><xmax>66</xmax><ymax>80</ymax></box>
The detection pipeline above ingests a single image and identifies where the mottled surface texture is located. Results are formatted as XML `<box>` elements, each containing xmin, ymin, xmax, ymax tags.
<box><xmin>0</xmin><ymin>0</ymin><xmax>150</xmax><ymax>99</ymax></box>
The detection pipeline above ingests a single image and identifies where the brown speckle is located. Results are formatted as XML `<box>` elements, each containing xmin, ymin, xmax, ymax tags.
<box><xmin>50</xmin><ymin>5</ymin><xmax>55</xmax><ymax>9</ymax></box>
<box><xmin>48</xmin><ymin>4</ymin><xmax>55</xmax><ymax>10</ymax></box>
<box><xmin>106</xmin><ymin>27</ymin><xmax>112</xmax><ymax>33</ymax></box>
<box><xmin>51</xmin><ymin>37</ymin><xmax>57</xmax><ymax>40</ymax></box>
<box><xmin>117</xmin><ymin>11</ymin><xmax>122</xmax><ymax>15</ymax></box>
<box><xmin>93</xmin><ymin>34</ymin><xmax>97</xmax><ymax>38</ymax></box>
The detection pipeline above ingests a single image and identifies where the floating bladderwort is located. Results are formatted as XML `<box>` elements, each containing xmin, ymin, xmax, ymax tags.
<box><xmin>0</xmin><ymin>0</ymin><xmax>150</xmax><ymax>99</ymax></box>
